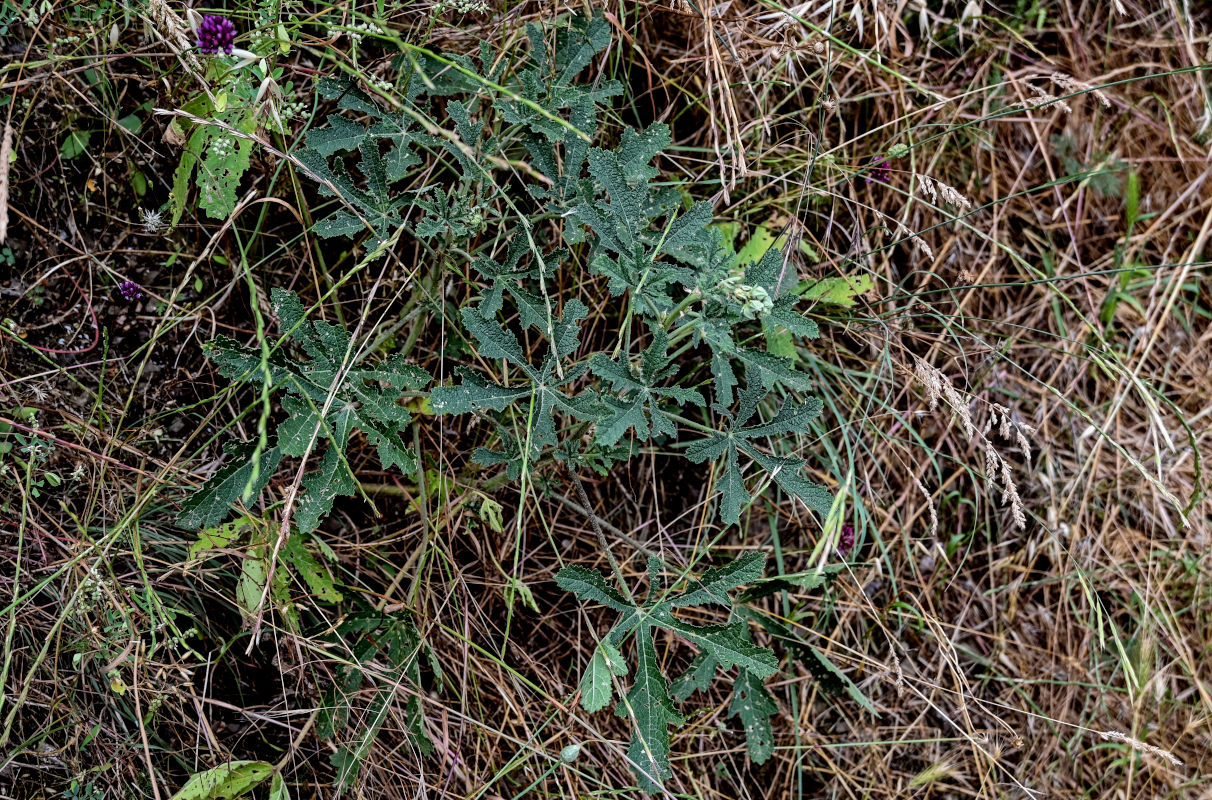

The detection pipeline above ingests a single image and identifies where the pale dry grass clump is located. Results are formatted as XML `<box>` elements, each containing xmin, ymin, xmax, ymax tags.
<box><xmin>141</xmin><ymin>0</ymin><xmax>202</xmax><ymax>73</ymax></box>
<box><xmin>0</xmin><ymin>123</ymin><xmax>11</xmax><ymax>245</ymax></box>
<box><xmin>913</xmin><ymin>358</ymin><xmax>1030</xmax><ymax>529</ymax></box>
<box><xmin>1050</xmin><ymin>71</ymin><xmax>1113</xmax><ymax>109</ymax></box>
<box><xmin>1019</xmin><ymin>82</ymin><xmax>1074</xmax><ymax>114</ymax></box>
<box><xmin>917</xmin><ymin>174</ymin><xmax>972</xmax><ymax>212</ymax></box>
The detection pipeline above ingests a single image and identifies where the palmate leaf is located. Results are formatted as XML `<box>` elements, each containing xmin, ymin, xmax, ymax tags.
<box><xmin>296</xmin><ymin>83</ymin><xmax>425</xmax><ymax>242</ymax></box>
<box><xmin>468</xmin><ymin>236</ymin><xmax>561</xmax><ymax>321</ymax></box>
<box><xmin>685</xmin><ymin>378</ymin><xmax>832</xmax><ymax>525</ymax></box>
<box><xmin>588</xmin><ymin>330</ymin><xmax>704</xmax><ymax>446</ymax></box>
<box><xmin>184</xmin><ymin>291</ymin><xmax>430</xmax><ymax>533</ymax></box>
<box><xmin>497</xmin><ymin>13</ymin><xmax>620</xmax><ymax>141</ymax></box>
<box><xmin>431</xmin><ymin>302</ymin><xmax>598</xmax><ymax>451</ymax></box>
<box><xmin>558</xmin><ymin>551</ymin><xmax>776</xmax><ymax>790</ymax></box>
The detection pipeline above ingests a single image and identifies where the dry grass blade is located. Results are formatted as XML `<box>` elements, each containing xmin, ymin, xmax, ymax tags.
<box><xmin>0</xmin><ymin>124</ymin><xmax>11</xmax><ymax>245</ymax></box>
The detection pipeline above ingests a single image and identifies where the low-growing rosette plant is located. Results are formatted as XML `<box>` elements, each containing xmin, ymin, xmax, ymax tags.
<box><xmin>180</xmin><ymin>11</ymin><xmax>844</xmax><ymax>792</ymax></box>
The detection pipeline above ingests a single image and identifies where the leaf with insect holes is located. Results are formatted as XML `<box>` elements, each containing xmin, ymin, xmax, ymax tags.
<box><xmin>196</xmin><ymin>116</ymin><xmax>255</xmax><ymax>220</ymax></box>
<box><xmin>729</xmin><ymin>668</ymin><xmax>779</xmax><ymax>764</ymax></box>
<box><xmin>670</xmin><ymin>651</ymin><xmax>717</xmax><ymax>701</ymax></box>
<box><xmin>169</xmin><ymin>110</ymin><xmax>255</xmax><ymax>224</ymax></box>
<box><xmin>558</xmin><ymin>551</ymin><xmax>776</xmax><ymax>790</ymax></box>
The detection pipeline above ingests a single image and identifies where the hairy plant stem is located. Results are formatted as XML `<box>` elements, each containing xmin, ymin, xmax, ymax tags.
<box><xmin>567</xmin><ymin>466</ymin><xmax>633</xmax><ymax>602</ymax></box>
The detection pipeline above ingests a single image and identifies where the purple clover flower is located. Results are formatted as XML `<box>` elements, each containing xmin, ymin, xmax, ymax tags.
<box><xmin>837</xmin><ymin>525</ymin><xmax>855</xmax><ymax>556</ymax></box>
<box><xmin>119</xmin><ymin>281</ymin><xmax>144</xmax><ymax>301</ymax></box>
<box><xmin>864</xmin><ymin>157</ymin><xmax>891</xmax><ymax>184</ymax></box>
<box><xmin>197</xmin><ymin>15</ymin><xmax>237</xmax><ymax>56</ymax></box>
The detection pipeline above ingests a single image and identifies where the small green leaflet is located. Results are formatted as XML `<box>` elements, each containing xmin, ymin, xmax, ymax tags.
<box><xmin>557</xmin><ymin>552</ymin><xmax>776</xmax><ymax>791</ymax></box>
<box><xmin>578</xmin><ymin>639</ymin><xmax>627</xmax><ymax>713</ymax></box>
<box><xmin>799</xmin><ymin>274</ymin><xmax>876</xmax><ymax>307</ymax></box>
<box><xmin>60</xmin><ymin>130</ymin><xmax>91</xmax><ymax>160</ymax></box>
<box><xmin>169</xmin><ymin>761</ymin><xmax>273</xmax><ymax>800</ymax></box>
<box><xmin>269</xmin><ymin>774</ymin><xmax>289</xmax><ymax>800</ymax></box>
<box><xmin>188</xmin><ymin>517</ymin><xmax>254</xmax><ymax>560</ymax></box>
<box><xmin>283</xmin><ymin>532</ymin><xmax>343</xmax><ymax>602</ymax></box>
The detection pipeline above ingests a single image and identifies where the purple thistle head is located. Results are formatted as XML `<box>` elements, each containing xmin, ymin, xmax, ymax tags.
<box><xmin>837</xmin><ymin>525</ymin><xmax>855</xmax><ymax>556</ymax></box>
<box><xmin>119</xmin><ymin>281</ymin><xmax>144</xmax><ymax>301</ymax></box>
<box><xmin>197</xmin><ymin>15</ymin><xmax>237</xmax><ymax>56</ymax></box>
<box><xmin>864</xmin><ymin>157</ymin><xmax>891</xmax><ymax>184</ymax></box>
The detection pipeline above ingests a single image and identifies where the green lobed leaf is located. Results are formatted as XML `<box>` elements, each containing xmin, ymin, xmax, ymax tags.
<box><xmin>670</xmin><ymin>551</ymin><xmax>767</xmax><ymax>608</ymax></box>
<box><xmin>623</xmin><ymin>626</ymin><xmax>684</xmax><ymax>792</ymax></box>
<box><xmin>306</xmin><ymin>115</ymin><xmax>367</xmax><ymax>156</ymax></box>
<box><xmin>177</xmin><ymin>442</ymin><xmax>283</xmax><ymax>530</ymax></box>
<box><xmin>578</xmin><ymin>642</ymin><xmax>618</xmax><ymax>713</ymax></box>
<box><xmin>293</xmin><ymin>406</ymin><xmax>357</xmax><ymax>533</ymax></box>
<box><xmin>729</xmin><ymin>669</ymin><xmax>779</xmax><ymax>764</ymax></box>
<box><xmin>555</xmin><ymin>566</ymin><xmax>633</xmax><ymax>613</ymax></box>
<box><xmin>658</xmin><ymin>617</ymin><xmax>779</xmax><ymax>678</ymax></box>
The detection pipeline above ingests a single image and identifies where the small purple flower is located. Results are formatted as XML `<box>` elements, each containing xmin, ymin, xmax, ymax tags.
<box><xmin>864</xmin><ymin>158</ymin><xmax>891</xmax><ymax>184</ymax></box>
<box><xmin>119</xmin><ymin>281</ymin><xmax>144</xmax><ymax>301</ymax></box>
<box><xmin>197</xmin><ymin>15</ymin><xmax>237</xmax><ymax>56</ymax></box>
<box><xmin>837</xmin><ymin>525</ymin><xmax>855</xmax><ymax>556</ymax></box>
